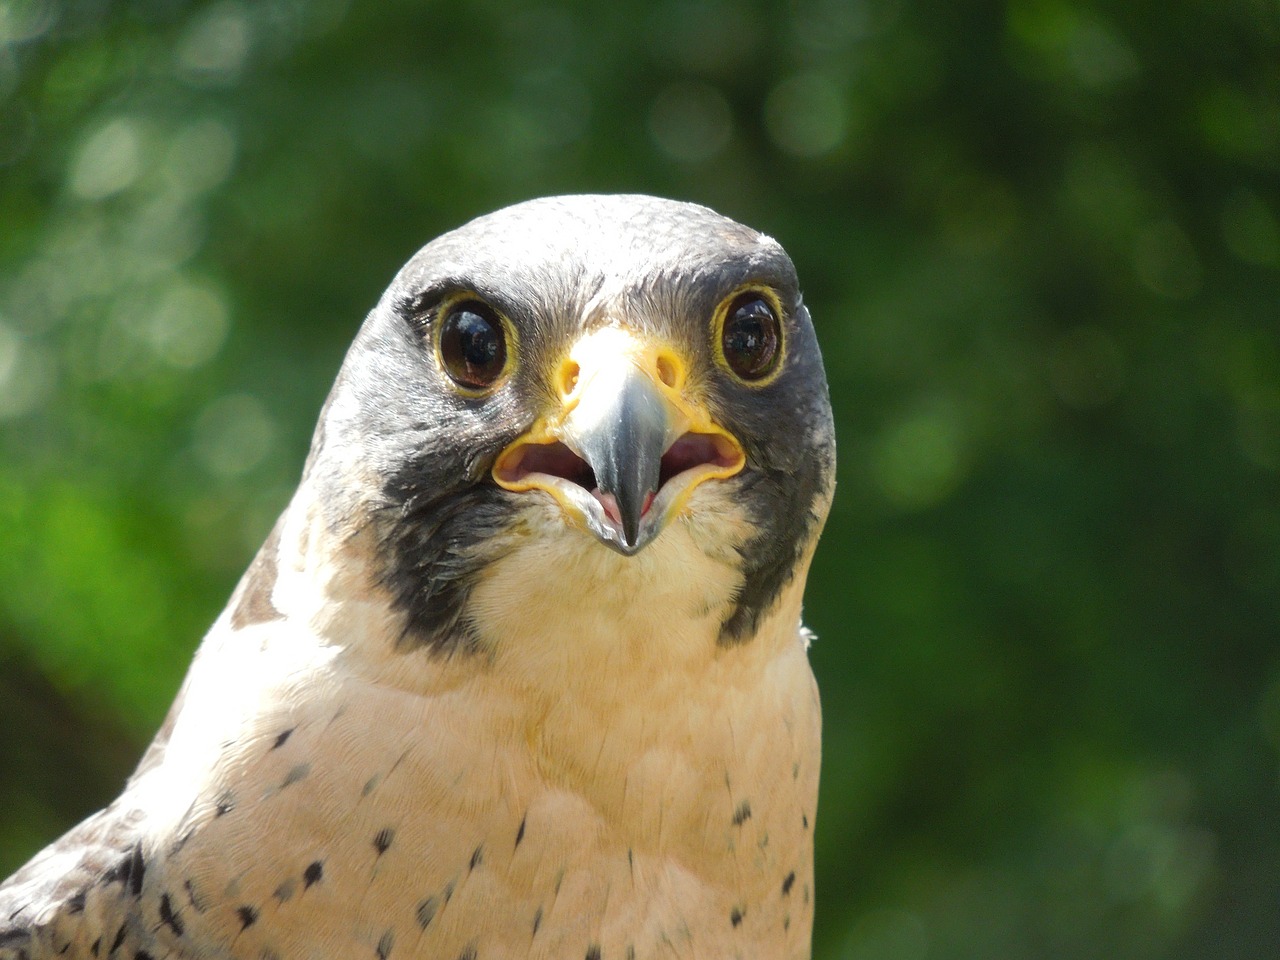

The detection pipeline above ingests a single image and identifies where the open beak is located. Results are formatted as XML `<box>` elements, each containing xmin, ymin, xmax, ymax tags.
<box><xmin>492</xmin><ymin>328</ymin><xmax>745</xmax><ymax>554</ymax></box>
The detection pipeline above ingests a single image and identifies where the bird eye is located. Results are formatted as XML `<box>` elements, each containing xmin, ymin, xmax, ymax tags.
<box><xmin>438</xmin><ymin>300</ymin><xmax>508</xmax><ymax>391</ymax></box>
<box><xmin>720</xmin><ymin>293</ymin><xmax>781</xmax><ymax>382</ymax></box>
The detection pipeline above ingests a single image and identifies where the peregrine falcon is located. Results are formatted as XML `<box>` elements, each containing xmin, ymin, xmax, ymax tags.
<box><xmin>0</xmin><ymin>195</ymin><xmax>836</xmax><ymax>959</ymax></box>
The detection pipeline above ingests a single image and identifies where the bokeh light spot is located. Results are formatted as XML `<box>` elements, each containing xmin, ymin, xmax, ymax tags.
<box><xmin>655</xmin><ymin>1</ymin><xmax>758</xmax><ymax>73</ymax></box>
<box><xmin>764</xmin><ymin>72</ymin><xmax>847</xmax><ymax>157</ymax></box>
<box><xmin>1064</xmin><ymin>16</ymin><xmax>1138</xmax><ymax>87</ymax></box>
<box><xmin>1133</xmin><ymin>220</ymin><xmax>1201</xmax><ymax>300</ymax></box>
<box><xmin>0</xmin><ymin>321</ymin><xmax>56</xmax><ymax>420</ymax></box>
<box><xmin>1237</xmin><ymin>405</ymin><xmax>1280</xmax><ymax>471</ymax></box>
<box><xmin>0</xmin><ymin>0</ymin><xmax>57</xmax><ymax>44</ymax></box>
<box><xmin>792</xmin><ymin>0</ymin><xmax>884</xmax><ymax>51</ymax></box>
<box><xmin>873</xmin><ymin>400</ymin><xmax>966</xmax><ymax>510</ymax></box>
<box><xmin>512</xmin><ymin>69</ymin><xmax>591</xmax><ymax>150</ymax></box>
<box><xmin>164</xmin><ymin>118</ymin><xmax>237</xmax><ymax>196</ymax></box>
<box><xmin>1221</xmin><ymin>188</ymin><xmax>1280</xmax><ymax>267</ymax></box>
<box><xmin>193</xmin><ymin>394</ymin><xmax>276</xmax><ymax>479</ymax></box>
<box><xmin>1059</xmin><ymin>142</ymin><xmax>1148</xmax><ymax>238</ymax></box>
<box><xmin>1197</xmin><ymin>84</ymin><xmax>1277</xmax><ymax>162</ymax></box>
<box><xmin>1008</xmin><ymin>2</ymin><xmax>1137</xmax><ymax>88</ymax></box>
<box><xmin>125</xmin><ymin>199</ymin><xmax>207</xmax><ymax>273</ymax></box>
<box><xmin>147</xmin><ymin>279</ymin><xmax>230</xmax><ymax>369</ymax></box>
<box><xmin>176</xmin><ymin>2</ymin><xmax>251</xmax><ymax>86</ymax></box>
<box><xmin>68</xmin><ymin>117</ymin><xmax>144</xmax><ymax>200</ymax></box>
<box><xmin>1049</xmin><ymin>327</ymin><xmax>1125</xmax><ymax>408</ymax></box>
<box><xmin>648</xmin><ymin>83</ymin><xmax>732</xmax><ymax>162</ymax></box>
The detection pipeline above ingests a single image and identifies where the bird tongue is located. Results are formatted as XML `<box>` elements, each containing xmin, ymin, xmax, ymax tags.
<box><xmin>593</xmin><ymin>490</ymin><xmax>655</xmax><ymax>526</ymax></box>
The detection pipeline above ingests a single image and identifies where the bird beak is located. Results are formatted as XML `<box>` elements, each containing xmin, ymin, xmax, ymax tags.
<box><xmin>493</xmin><ymin>328</ymin><xmax>745</xmax><ymax>555</ymax></box>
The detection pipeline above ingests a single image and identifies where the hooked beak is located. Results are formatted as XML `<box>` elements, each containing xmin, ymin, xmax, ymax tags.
<box><xmin>492</xmin><ymin>328</ymin><xmax>744</xmax><ymax>554</ymax></box>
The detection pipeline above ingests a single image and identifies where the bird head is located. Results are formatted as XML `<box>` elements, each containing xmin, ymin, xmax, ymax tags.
<box><xmin>301</xmin><ymin>195</ymin><xmax>835</xmax><ymax>653</ymax></box>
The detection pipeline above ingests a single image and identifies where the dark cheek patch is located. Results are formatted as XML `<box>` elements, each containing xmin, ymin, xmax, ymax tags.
<box><xmin>713</xmin><ymin>329</ymin><xmax>834</xmax><ymax>644</ymax></box>
<box><xmin>378</xmin><ymin>462</ymin><xmax>517</xmax><ymax>654</ymax></box>
<box><xmin>717</xmin><ymin>453</ymin><xmax>831</xmax><ymax>644</ymax></box>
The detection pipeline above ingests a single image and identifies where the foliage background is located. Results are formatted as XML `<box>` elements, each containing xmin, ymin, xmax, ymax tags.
<box><xmin>0</xmin><ymin>1</ymin><xmax>1277</xmax><ymax>957</ymax></box>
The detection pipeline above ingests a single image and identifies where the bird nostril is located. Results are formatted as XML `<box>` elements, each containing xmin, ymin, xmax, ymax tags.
<box><xmin>655</xmin><ymin>354</ymin><xmax>679</xmax><ymax>389</ymax></box>
<box><xmin>559</xmin><ymin>361</ymin><xmax>580</xmax><ymax>397</ymax></box>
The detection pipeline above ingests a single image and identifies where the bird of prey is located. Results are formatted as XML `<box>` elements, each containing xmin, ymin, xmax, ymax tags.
<box><xmin>0</xmin><ymin>195</ymin><xmax>835</xmax><ymax>960</ymax></box>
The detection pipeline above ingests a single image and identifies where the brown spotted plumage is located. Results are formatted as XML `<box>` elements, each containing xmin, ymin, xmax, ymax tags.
<box><xmin>0</xmin><ymin>195</ymin><xmax>835</xmax><ymax>959</ymax></box>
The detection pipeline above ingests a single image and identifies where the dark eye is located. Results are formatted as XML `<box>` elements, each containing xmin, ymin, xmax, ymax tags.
<box><xmin>438</xmin><ymin>300</ymin><xmax>508</xmax><ymax>390</ymax></box>
<box><xmin>721</xmin><ymin>294</ymin><xmax>781</xmax><ymax>381</ymax></box>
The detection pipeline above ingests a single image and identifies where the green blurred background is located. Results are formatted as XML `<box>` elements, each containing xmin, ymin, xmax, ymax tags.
<box><xmin>0</xmin><ymin>0</ymin><xmax>1277</xmax><ymax>956</ymax></box>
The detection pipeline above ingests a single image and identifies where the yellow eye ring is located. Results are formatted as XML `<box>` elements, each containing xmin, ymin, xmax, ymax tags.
<box><xmin>433</xmin><ymin>294</ymin><xmax>518</xmax><ymax>396</ymax></box>
<box><xmin>711</xmin><ymin>285</ymin><xmax>786</xmax><ymax>386</ymax></box>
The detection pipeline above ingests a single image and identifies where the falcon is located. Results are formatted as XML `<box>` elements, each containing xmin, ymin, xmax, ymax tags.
<box><xmin>0</xmin><ymin>195</ymin><xmax>836</xmax><ymax>960</ymax></box>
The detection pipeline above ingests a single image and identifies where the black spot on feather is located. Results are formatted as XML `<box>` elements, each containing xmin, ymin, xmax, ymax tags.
<box><xmin>125</xmin><ymin>846</ymin><xmax>145</xmax><ymax>896</ymax></box>
<box><xmin>158</xmin><ymin>894</ymin><xmax>183</xmax><ymax>936</ymax></box>
<box><xmin>732</xmin><ymin>800</ymin><xmax>752</xmax><ymax>826</ymax></box>
<box><xmin>469</xmin><ymin>845</ymin><xmax>483</xmax><ymax>871</ymax></box>
<box><xmin>303</xmin><ymin>861</ymin><xmax>323</xmax><ymax>889</ymax></box>
<box><xmin>184</xmin><ymin>879</ymin><xmax>208</xmax><ymax>914</ymax></box>
<box><xmin>376</xmin><ymin>930</ymin><xmax>394</xmax><ymax>960</ymax></box>
<box><xmin>373</xmin><ymin>828</ymin><xmax>394</xmax><ymax>855</ymax></box>
<box><xmin>103</xmin><ymin>845</ymin><xmax>145</xmax><ymax>897</ymax></box>
<box><xmin>237</xmin><ymin>906</ymin><xmax>258</xmax><ymax>930</ymax></box>
<box><xmin>271</xmin><ymin>728</ymin><xmax>294</xmax><ymax>750</ymax></box>
<box><xmin>782</xmin><ymin>871</ymin><xmax>796</xmax><ymax>896</ymax></box>
<box><xmin>108</xmin><ymin>923</ymin><xmax>127</xmax><ymax>956</ymax></box>
<box><xmin>415</xmin><ymin>897</ymin><xmax>438</xmax><ymax>930</ymax></box>
<box><xmin>730</xmin><ymin>906</ymin><xmax>744</xmax><ymax>927</ymax></box>
<box><xmin>515</xmin><ymin>815</ymin><xmax>526</xmax><ymax>849</ymax></box>
<box><xmin>586</xmin><ymin>946</ymin><xmax>602</xmax><ymax>960</ymax></box>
